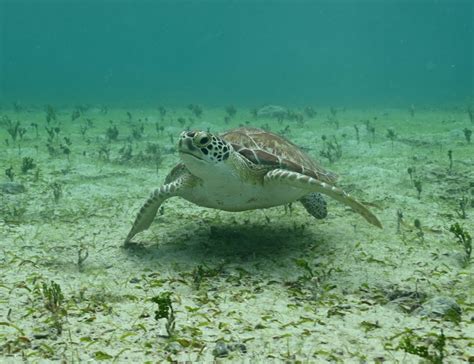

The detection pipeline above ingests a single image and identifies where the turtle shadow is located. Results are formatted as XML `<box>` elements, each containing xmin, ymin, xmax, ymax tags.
<box><xmin>204</xmin><ymin>223</ymin><xmax>311</xmax><ymax>258</ymax></box>
<box><xmin>122</xmin><ymin>221</ymin><xmax>323</xmax><ymax>268</ymax></box>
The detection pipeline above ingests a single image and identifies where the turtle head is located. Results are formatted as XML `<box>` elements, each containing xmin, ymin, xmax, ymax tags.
<box><xmin>178</xmin><ymin>130</ymin><xmax>233</xmax><ymax>175</ymax></box>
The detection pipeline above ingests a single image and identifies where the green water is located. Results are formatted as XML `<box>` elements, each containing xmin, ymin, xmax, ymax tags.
<box><xmin>1</xmin><ymin>1</ymin><xmax>472</xmax><ymax>106</ymax></box>
<box><xmin>0</xmin><ymin>1</ymin><xmax>473</xmax><ymax>362</ymax></box>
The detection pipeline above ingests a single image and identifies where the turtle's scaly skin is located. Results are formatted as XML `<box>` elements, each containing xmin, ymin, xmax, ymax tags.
<box><xmin>125</xmin><ymin>128</ymin><xmax>382</xmax><ymax>244</ymax></box>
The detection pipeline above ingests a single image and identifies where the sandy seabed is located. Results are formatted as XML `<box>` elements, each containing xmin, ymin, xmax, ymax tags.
<box><xmin>1</xmin><ymin>104</ymin><xmax>473</xmax><ymax>363</ymax></box>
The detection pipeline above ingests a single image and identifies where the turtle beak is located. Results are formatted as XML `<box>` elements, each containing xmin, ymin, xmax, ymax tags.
<box><xmin>178</xmin><ymin>132</ymin><xmax>204</xmax><ymax>161</ymax></box>
<box><xmin>178</xmin><ymin>135</ymin><xmax>197</xmax><ymax>152</ymax></box>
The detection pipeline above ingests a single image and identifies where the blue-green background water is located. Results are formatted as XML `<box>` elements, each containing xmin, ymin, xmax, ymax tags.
<box><xmin>0</xmin><ymin>0</ymin><xmax>472</xmax><ymax>106</ymax></box>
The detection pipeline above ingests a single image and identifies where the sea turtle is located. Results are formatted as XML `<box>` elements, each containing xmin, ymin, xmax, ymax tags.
<box><xmin>124</xmin><ymin>127</ymin><xmax>382</xmax><ymax>244</ymax></box>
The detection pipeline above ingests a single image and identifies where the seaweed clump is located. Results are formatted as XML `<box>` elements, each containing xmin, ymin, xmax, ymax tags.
<box><xmin>151</xmin><ymin>292</ymin><xmax>175</xmax><ymax>338</ymax></box>
<box><xmin>225</xmin><ymin>105</ymin><xmax>237</xmax><ymax>118</ymax></box>
<box><xmin>463</xmin><ymin>128</ymin><xmax>472</xmax><ymax>143</ymax></box>
<box><xmin>188</xmin><ymin>104</ymin><xmax>203</xmax><ymax>118</ymax></box>
<box><xmin>397</xmin><ymin>329</ymin><xmax>446</xmax><ymax>364</ymax></box>
<box><xmin>21</xmin><ymin>157</ymin><xmax>36</xmax><ymax>174</ymax></box>
<box><xmin>319</xmin><ymin>135</ymin><xmax>342</xmax><ymax>163</ymax></box>
<box><xmin>449</xmin><ymin>222</ymin><xmax>472</xmax><ymax>266</ymax></box>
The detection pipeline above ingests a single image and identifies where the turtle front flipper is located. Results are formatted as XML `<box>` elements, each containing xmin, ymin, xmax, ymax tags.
<box><xmin>300</xmin><ymin>193</ymin><xmax>328</xmax><ymax>219</ymax></box>
<box><xmin>124</xmin><ymin>177</ymin><xmax>189</xmax><ymax>245</ymax></box>
<box><xmin>265</xmin><ymin>169</ymin><xmax>382</xmax><ymax>229</ymax></box>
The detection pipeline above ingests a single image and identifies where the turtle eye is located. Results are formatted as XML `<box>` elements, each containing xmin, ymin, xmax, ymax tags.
<box><xmin>194</xmin><ymin>132</ymin><xmax>210</xmax><ymax>147</ymax></box>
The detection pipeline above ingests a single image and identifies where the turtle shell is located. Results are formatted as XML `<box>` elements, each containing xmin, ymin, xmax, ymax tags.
<box><xmin>220</xmin><ymin>127</ymin><xmax>337</xmax><ymax>184</ymax></box>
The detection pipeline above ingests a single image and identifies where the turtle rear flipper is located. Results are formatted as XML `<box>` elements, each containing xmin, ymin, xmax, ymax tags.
<box><xmin>300</xmin><ymin>193</ymin><xmax>327</xmax><ymax>219</ymax></box>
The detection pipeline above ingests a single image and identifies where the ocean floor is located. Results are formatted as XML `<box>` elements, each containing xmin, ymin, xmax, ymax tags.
<box><xmin>0</xmin><ymin>104</ymin><xmax>473</xmax><ymax>362</ymax></box>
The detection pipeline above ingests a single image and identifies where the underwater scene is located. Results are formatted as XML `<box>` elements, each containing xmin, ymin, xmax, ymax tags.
<box><xmin>0</xmin><ymin>0</ymin><xmax>473</xmax><ymax>362</ymax></box>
